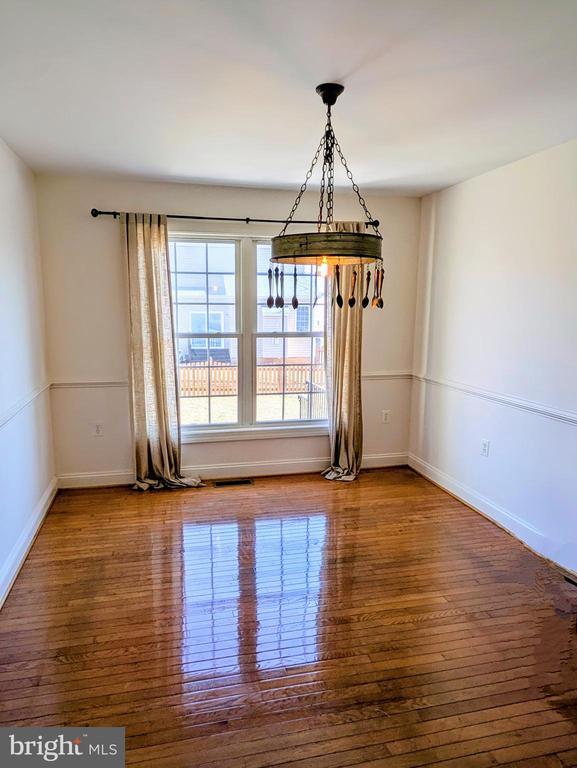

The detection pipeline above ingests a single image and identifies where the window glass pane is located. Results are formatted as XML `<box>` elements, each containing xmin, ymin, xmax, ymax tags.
<box><xmin>206</xmin><ymin>304</ymin><xmax>236</xmax><ymax>333</ymax></box>
<box><xmin>179</xmin><ymin>338</ymin><xmax>238</xmax><ymax>425</ymax></box>
<box><xmin>210</xmin><ymin>397</ymin><xmax>238</xmax><ymax>424</ymax></box>
<box><xmin>180</xmin><ymin>396</ymin><xmax>209</xmax><ymax>425</ymax></box>
<box><xmin>257</xmin><ymin>274</ymin><xmax>272</xmax><ymax>302</ymax></box>
<box><xmin>311</xmin><ymin>303</ymin><xmax>325</xmax><ymax>331</ymax></box>
<box><xmin>176</xmin><ymin>242</ymin><xmax>205</xmax><ymax>272</ymax></box>
<box><xmin>257</xmin><ymin>337</ymin><xmax>283</xmax><ymax>366</ymax></box>
<box><xmin>296</xmin><ymin>305</ymin><xmax>311</xmax><ymax>332</ymax></box>
<box><xmin>286</xmin><ymin>336</ymin><xmax>312</xmax><ymax>364</ymax></box>
<box><xmin>256</xmin><ymin>394</ymin><xmax>283</xmax><ymax>422</ymax></box>
<box><xmin>257</xmin><ymin>366</ymin><xmax>283</xmax><ymax>394</ymax></box>
<box><xmin>296</xmin><ymin>274</ymin><xmax>312</xmax><ymax>303</ymax></box>
<box><xmin>208</xmin><ymin>275</ymin><xmax>235</xmax><ymax>303</ymax></box>
<box><xmin>257</xmin><ymin>305</ymin><xmax>282</xmax><ymax>332</ymax></box>
<box><xmin>179</xmin><ymin>364</ymin><xmax>208</xmax><ymax>397</ymax></box>
<box><xmin>256</xmin><ymin>242</ymin><xmax>272</xmax><ymax>273</ymax></box>
<box><xmin>312</xmin><ymin>336</ymin><xmax>324</xmax><ymax>368</ymax></box>
<box><xmin>284</xmin><ymin>366</ymin><xmax>312</xmax><ymax>393</ymax></box>
<box><xmin>207</xmin><ymin>242</ymin><xmax>235</xmax><ymax>272</ymax></box>
<box><xmin>177</xmin><ymin>305</ymin><xmax>207</xmax><ymax>333</ymax></box>
<box><xmin>175</xmin><ymin>274</ymin><xmax>207</xmax><ymax>303</ymax></box>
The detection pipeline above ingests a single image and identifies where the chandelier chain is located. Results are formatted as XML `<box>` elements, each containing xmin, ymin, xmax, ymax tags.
<box><xmin>279</xmin><ymin>135</ymin><xmax>326</xmax><ymax>236</ymax></box>
<box><xmin>317</xmin><ymin>138</ymin><xmax>326</xmax><ymax>231</ymax></box>
<box><xmin>334</xmin><ymin>137</ymin><xmax>382</xmax><ymax>238</ymax></box>
<box><xmin>324</xmin><ymin>106</ymin><xmax>336</xmax><ymax>227</ymax></box>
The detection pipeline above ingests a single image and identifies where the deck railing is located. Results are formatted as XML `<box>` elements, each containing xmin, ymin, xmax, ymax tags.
<box><xmin>179</xmin><ymin>362</ymin><xmax>325</xmax><ymax>398</ymax></box>
<box><xmin>298</xmin><ymin>382</ymin><xmax>328</xmax><ymax>420</ymax></box>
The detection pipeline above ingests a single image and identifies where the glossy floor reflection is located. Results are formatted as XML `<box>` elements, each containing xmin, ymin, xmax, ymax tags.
<box><xmin>1</xmin><ymin>468</ymin><xmax>577</xmax><ymax>767</ymax></box>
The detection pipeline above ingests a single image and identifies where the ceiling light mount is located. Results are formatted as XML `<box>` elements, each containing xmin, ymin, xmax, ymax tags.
<box><xmin>315</xmin><ymin>82</ymin><xmax>345</xmax><ymax>107</ymax></box>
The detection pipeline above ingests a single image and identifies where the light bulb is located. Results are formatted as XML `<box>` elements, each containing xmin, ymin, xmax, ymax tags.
<box><xmin>319</xmin><ymin>256</ymin><xmax>328</xmax><ymax>278</ymax></box>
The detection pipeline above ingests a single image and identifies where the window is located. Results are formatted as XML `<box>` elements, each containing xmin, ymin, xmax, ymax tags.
<box><xmin>169</xmin><ymin>235</ymin><xmax>327</xmax><ymax>433</ymax></box>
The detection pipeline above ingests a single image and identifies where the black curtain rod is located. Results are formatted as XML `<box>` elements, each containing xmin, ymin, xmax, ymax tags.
<box><xmin>90</xmin><ymin>208</ymin><xmax>379</xmax><ymax>228</ymax></box>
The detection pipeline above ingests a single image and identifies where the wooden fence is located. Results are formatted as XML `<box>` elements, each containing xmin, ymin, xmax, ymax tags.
<box><xmin>179</xmin><ymin>362</ymin><xmax>325</xmax><ymax>397</ymax></box>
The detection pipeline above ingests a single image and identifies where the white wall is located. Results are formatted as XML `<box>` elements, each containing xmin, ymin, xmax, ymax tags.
<box><xmin>410</xmin><ymin>138</ymin><xmax>577</xmax><ymax>574</ymax></box>
<box><xmin>36</xmin><ymin>175</ymin><xmax>420</xmax><ymax>485</ymax></box>
<box><xmin>0</xmin><ymin>138</ymin><xmax>55</xmax><ymax>605</ymax></box>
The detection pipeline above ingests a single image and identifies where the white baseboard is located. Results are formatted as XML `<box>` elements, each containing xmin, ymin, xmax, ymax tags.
<box><xmin>57</xmin><ymin>452</ymin><xmax>408</xmax><ymax>488</ymax></box>
<box><xmin>58</xmin><ymin>469</ymin><xmax>134</xmax><ymax>488</ymax></box>
<box><xmin>0</xmin><ymin>477</ymin><xmax>58</xmax><ymax>609</ymax></box>
<box><xmin>408</xmin><ymin>453</ymin><xmax>546</xmax><ymax>554</ymax></box>
<box><xmin>363</xmin><ymin>452</ymin><xmax>408</xmax><ymax>469</ymax></box>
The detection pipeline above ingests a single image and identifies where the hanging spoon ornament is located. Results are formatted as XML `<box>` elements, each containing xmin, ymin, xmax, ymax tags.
<box><xmin>335</xmin><ymin>265</ymin><xmax>343</xmax><ymax>308</ymax></box>
<box><xmin>279</xmin><ymin>270</ymin><xmax>285</xmax><ymax>308</ymax></box>
<box><xmin>274</xmin><ymin>267</ymin><xmax>281</xmax><ymax>308</ymax></box>
<box><xmin>371</xmin><ymin>267</ymin><xmax>380</xmax><ymax>308</ymax></box>
<box><xmin>292</xmin><ymin>266</ymin><xmax>298</xmax><ymax>309</ymax></box>
<box><xmin>377</xmin><ymin>267</ymin><xmax>384</xmax><ymax>309</ymax></box>
<box><xmin>348</xmin><ymin>269</ymin><xmax>357</xmax><ymax>307</ymax></box>
<box><xmin>362</xmin><ymin>270</ymin><xmax>371</xmax><ymax>309</ymax></box>
<box><xmin>267</xmin><ymin>268</ymin><xmax>274</xmax><ymax>308</ymax></box>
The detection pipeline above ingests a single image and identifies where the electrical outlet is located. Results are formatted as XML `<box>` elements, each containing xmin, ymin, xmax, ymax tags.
<box><xmin>93</xmin><ymin>422</ymin><xmax>104</xmax><ymax>437</ymax></box>
<box><xmin>381</xmin><ymin>409</ymin><xmax>391</xmax><ymax>424</ymax></box>
<box><xmin>480</xmin><ymin>439</ymin><xmax>490</xmax><ymax>457</ymax></box>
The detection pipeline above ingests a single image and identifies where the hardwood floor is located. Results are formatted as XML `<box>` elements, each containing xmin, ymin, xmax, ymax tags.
<box><xmin>1</xmin><ymin>467</ymin><xmax>577</xmax><ymax>767</ymax></box>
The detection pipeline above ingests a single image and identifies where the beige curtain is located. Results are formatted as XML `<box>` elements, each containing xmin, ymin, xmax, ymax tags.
<box><xmin>122</xmin><ymin>213</ymin><xmax>201</xmax><ymax>490</ymax></box>
<box><xmin>322</xmin><ymin>221</ymin><xmax>365</xmax><ymax>481</ymax></box>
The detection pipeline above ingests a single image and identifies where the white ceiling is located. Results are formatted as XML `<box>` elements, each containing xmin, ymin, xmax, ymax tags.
<box><xmin>1</xmin><ymin>0</ymin><xmax>577</xmax><ymax>194</ymax></box>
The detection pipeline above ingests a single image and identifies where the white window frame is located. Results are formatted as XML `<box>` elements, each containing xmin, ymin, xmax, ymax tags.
<box><xmin>171</xmin><ymin>233</ymin><xmax>329</xmax><ymax>443</ymax></box>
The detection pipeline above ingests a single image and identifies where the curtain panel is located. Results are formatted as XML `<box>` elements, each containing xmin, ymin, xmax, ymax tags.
<box><xmin>122</xmin><ymin>212</ymin><xmax>201</xmax><ymax>490</ymax></box>
<box><xmin>322</xmin><ymin>221</ymin><xmax>365</xmax><ymax>481</ymax></box>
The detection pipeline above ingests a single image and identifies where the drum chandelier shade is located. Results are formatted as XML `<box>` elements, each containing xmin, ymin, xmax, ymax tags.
<box><xmin>271</xmin><ymin>83</ymin><xmax>383</xmax><ymax>270</ymax></box>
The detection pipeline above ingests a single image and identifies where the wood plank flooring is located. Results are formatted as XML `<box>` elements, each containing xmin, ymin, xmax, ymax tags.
<box><xmin>1</xmin><ymin>467</ymin><xmax>577</xmax><ymax>766</ymax></box>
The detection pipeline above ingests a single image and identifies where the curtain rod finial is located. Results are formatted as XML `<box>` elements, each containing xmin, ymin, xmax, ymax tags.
<box><xmin>91</xmin><ymin>208</ymin><xmax>100</xmax><ymax>218</ymax></box>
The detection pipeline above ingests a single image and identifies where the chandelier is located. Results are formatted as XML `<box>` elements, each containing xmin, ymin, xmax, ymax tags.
<box><xmin>271</xmin><ymin>83</ymin><xmax>384</xmax><ymax>310</ymax></box>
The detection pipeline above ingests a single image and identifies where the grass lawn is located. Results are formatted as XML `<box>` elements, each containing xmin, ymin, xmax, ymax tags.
<box><xmin>180</xmin><ymin>394</ymin><xmax>307</xmax><ymax>426</ymax></box>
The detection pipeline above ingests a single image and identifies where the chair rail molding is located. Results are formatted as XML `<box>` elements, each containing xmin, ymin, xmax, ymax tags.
<box><xmin>50</xmin><ymin>380</ymin><xmax>128</xmax><ymax>389</ymax></box>
<box><xmin>413</xmin><ymin>374</ymin><xmax>577</xmax><ymax>427</ymax></box>
<box><xmin>0</xmin><ymin>382</ymin><xmax>50</xmax><ymax>431</ymax></box>
<box><xmin>361</xmin><ymin>371</ymin><xmax>413</xmax><ymax>380</ymax></box>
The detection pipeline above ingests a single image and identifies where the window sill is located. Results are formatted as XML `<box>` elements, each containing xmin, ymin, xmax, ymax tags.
<box><xmin>181</xmin><ymin>422</ymin><xmax>329</xmax><ymax>444</ymax></box>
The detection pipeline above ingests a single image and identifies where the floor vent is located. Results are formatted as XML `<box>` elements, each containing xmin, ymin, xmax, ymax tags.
<box><xmin>213</xmin><ymin>478</ymin><xmax>254</xmax><ymax>488</ymax></box>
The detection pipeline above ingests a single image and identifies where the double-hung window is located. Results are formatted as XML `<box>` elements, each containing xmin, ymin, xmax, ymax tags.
<box><xmin>169</xmin><ymin>235</ymin><xmax>327</xmax><ymax>437</ymax></box>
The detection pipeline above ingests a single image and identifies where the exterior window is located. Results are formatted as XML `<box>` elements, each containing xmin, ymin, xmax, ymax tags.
<box><xmin>170</xmin><ymin>236</ymin><xmax>327</xmax><ymax>430</ymax></box>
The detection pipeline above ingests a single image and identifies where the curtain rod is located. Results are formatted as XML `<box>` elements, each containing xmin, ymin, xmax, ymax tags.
<box><xmin>90</xmin><ymin>208</ymin><xmax>379</xmax><ymax>227</ymax></box>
